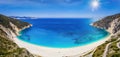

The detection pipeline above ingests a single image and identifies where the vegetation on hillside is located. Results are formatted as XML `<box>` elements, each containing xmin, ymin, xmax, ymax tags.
<box><xmin>0</xmin><ymin>36</ymin><xmax>34</xmax><ymax>57</ymax></box>
<box><xmin>93</xmin><ymin>35</ymin><xmax>120</xmax><ymax>57</ymax></box>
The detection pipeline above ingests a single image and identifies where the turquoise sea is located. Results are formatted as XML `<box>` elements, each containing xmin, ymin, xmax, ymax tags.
<box><xmin>18</xmin><ymin>18</ymin><xmax>109</xmax><ymax>48</ymax></box>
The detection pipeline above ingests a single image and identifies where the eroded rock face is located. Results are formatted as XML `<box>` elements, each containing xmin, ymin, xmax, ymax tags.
<box><xmin>0</xmin><ymin>14</ymin><xmax>34</xmax><ymax>57</ymax></box>
<box><xmin>111</xmin><ymin>18</ymin><xmax>120</xmax><ymax>34</ymax></box>
<box><xmin>93</xmin><ymin>13</ymin><xmax>120</xmax><ymax>34</ymax></box>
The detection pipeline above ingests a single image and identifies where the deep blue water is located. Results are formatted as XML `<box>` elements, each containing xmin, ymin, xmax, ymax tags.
<box><xmin>17</xmin><ymin>18</ymin><xmax>109</xmax><ymax>48</ymax></box>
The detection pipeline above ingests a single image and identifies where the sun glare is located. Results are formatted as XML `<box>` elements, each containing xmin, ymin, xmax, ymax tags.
<box><xmin>91</xmin><ymin>0</ymin><xmax>100</xmax><ymax>11</ymax></box>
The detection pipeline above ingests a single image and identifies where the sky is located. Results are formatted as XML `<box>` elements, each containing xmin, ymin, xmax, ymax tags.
<box><xmin>0</xmin><ymin>0</ymin><xmax>120</xmax><ymax>18</ymax></box>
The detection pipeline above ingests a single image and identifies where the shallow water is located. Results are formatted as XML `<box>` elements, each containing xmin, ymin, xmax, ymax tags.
<box><xmin>18</xmin><ymin>18</ymin><xmax>109</xmax><ymax>48</ymax></box>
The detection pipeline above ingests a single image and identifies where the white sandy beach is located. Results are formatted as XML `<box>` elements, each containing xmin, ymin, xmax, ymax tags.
<box><xmin>13</xmin><ymin>35</ymin><xmax>111</xmax><ymax>57</ymax></box>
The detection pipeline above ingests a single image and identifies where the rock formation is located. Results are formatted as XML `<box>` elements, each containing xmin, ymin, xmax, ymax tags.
<box><xmin>93</xmin><ymin>13</ymin><xmax>120</xmax><ymax>34</ymax></box>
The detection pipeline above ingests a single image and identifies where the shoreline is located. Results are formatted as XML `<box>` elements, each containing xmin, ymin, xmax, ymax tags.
<box><xmin>13</xmin><ymin>34</ymin><xmax>111</xmax><ymax>57</ymax></box>
<box><xmin>17</xmin><ymin>32</ymin><xmax>110</xmax><ymax>49</ymax></box>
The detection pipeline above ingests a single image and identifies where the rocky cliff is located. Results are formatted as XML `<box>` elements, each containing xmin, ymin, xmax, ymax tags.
<box><xmin>0</xmin><ymin>14</ymin><xmax>34</xmax><ymax>57</ymax></box>
<box><xmin>92</xmin><ymin>13</ymin><xmax>120</xmax><ymax>34</ymax></box>
<box><xmin>90</xmin><ymin>13</ymin><xmax>120</xmax><ymax>57</ymax></box>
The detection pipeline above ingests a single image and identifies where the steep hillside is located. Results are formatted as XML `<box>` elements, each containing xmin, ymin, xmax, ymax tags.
<box><xmin>0</xmin><ymin>14</ymin><xmax>34</xmax><ymax>57</ymax></box>
<box><xmin>85</xmin><ymin>13</ymin><xmax>120</xmax><ymax>57</ymax></box>
<box><xmin>93</xmin><ymin>13</ymin><xmax>120</xmax><ymax>34</ymax></box>
<box><xmin>0</xmin><ymin>14</ymin><xmax>31</xmax><ymax>38</ymax></box>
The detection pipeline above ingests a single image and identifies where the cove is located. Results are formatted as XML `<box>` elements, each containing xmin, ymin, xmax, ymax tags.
<box><xmin>17</xmin><ymin>18</ymin><xmax>109</xmax><ymax>48</ymax></box>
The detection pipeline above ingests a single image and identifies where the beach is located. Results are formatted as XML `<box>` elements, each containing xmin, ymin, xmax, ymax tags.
<box><xmin>13</xmin><ymin>35</ymin><xmax>111</xmax><ymax>57</ymax></box>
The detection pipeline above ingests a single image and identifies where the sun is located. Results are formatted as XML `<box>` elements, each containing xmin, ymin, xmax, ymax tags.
<box><xmin>91</xmin><ymin>0</ymin><xmax>100</xmax><ymax>11</ymax></box>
